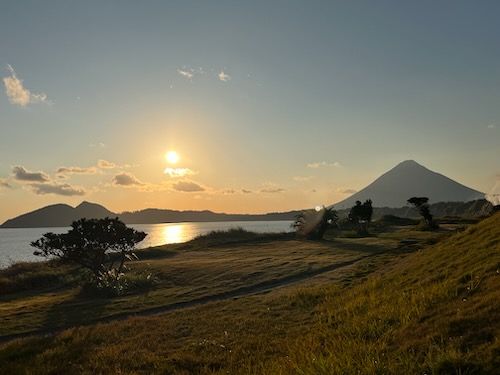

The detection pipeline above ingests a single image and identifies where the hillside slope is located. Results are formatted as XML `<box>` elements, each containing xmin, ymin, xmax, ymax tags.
<box><xmin>280</xmin><ymin>213</ymin><xmax>500</xmax><ymax>373</ymax></box>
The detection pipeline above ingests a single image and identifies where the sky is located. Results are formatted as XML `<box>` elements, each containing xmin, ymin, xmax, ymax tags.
<box><xmin>1</xmin><ymin>1</ymin><xmax>499</xmax><ymax>223</ymax></box>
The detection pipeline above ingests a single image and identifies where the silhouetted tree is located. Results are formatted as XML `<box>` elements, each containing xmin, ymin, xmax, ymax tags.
<box><xmin>348</xmin><ymin>199</ymin><xmax>373</xmax><ymax>235</ymax></box>
<box><xmin>407</xmin><ymin>197</ymin><xmax>436</xmax><ymax>228</ymax></box>
<box><xmin>294</xmin><ymin>206</ymin><xmax>338</xmax><ymax>240</ymax></box>
<box><xmin>32</xmin><ymin>217</ymin><xmax>147</xmax><ymax>280</ymax></box>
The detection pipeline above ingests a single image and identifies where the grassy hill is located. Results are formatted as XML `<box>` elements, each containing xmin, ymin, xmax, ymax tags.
<box><xmin>0</xmin><ymin>214</ymin><xmax>498</xmax><ymax>374</ymax></box>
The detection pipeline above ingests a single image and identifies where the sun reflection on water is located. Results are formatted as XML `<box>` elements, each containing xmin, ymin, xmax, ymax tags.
<box><xmin>161</xmin><ymin>224</ymin><xmax>185</xmax><ymax>244</ymax></box>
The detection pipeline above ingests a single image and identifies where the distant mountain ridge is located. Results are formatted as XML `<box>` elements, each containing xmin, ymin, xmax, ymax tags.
<box><xmin>333</xmin><ymin>160</ymin><xmax>485</xmax><ymax>209</ymax></box>
<box><xmin>1</xmin><ymin>201</ymin><xmax>301</xmax><ymax>228</ymax></box>
<box><xmin>1</xmin><ymin>160</ymin><xmax>490</xmax><ymax>228</ymax></box>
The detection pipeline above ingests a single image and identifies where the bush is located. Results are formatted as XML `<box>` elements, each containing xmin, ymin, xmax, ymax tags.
<box><xmin>194</xmin><ymin>227</ymin><xmax>258</xmax><ymax>242</ymax></box>
<box><xmin>32</xmin><ymin>217</ymin><xmax>147</xmax><ymax>284</ymax></box>
<box><xmin>81</xmin><ymin>269</ymin><xmax>158</xmax><ymax>297</ymax></box>
<box><xmin>415</xmin><ymin>219</ymin><xmax>440</xmax><ymax>231</ymax></box>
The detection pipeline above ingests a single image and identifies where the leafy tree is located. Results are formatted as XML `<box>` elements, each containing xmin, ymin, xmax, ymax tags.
<box><xmin>348</xmin><ymin>199</ymin><xmax>373</xmax><ymax>235</ymax></box>
<box><xmin>293</xmin><ymin>206</ymin><xmax>338</xmax><ymax>240</ymax></box>
<box><xmin>31</xmin><ymin>217</ymin><xmax>147</xmax><ymax>280</ymax></box>
<box><xmin>407</xmin><ymin>197</ymin><xmax>436</xmax><ymax>228</ymax></box>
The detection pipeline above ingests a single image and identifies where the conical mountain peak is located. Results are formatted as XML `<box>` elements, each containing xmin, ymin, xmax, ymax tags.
<box><xmin>334</xmin><ymin>161</ymin><xmax>485</xmax><ymax>209</ymax></box>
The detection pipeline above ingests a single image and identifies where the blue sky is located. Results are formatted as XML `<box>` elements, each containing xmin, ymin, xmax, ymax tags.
<box><xmin>1</xmin><ymin>1</ymin><xmax>499</xmax><ymax>222</ymax></box>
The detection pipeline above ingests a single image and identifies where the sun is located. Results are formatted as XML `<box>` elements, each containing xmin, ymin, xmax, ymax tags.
<box><xmin>166</xmin><ymin>151</ymin><xmax>179</xmax><ymax>164</ymax></box>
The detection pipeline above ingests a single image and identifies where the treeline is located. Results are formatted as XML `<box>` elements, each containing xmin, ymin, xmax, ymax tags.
<box><xmin>338</xmin><ymin>199</ymin><xmax>493</xmax><ymax>220</ymax></box>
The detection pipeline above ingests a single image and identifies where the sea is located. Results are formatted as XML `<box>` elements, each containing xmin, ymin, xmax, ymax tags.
<box><xmin>0</xmin><ymin>221</ymin><xmax>293</xmax><ymax>269</ymax></box>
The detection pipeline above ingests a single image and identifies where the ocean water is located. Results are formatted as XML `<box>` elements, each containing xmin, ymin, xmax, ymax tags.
<box><xmin>0</xmin><ymin>221</ymin><xmax>293</xmax><ymax>269</ymax></box>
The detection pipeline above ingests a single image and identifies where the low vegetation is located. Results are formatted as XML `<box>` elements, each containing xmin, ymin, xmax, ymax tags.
<box><xmin>0</xmin><ymin>260</ymin><xmax>79</xmax><ymax>295</ymax></box>
<box><xmin>293</xmin><ymin>206</ymin><xmax>338</xmax><ymax>240</ymax></box>
<box><xmin>0</xmin><ymin>214</ymin><xmax>499</xmax><ymax>374</ymax></box>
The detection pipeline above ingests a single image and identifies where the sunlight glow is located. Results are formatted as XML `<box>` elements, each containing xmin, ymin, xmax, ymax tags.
<box><xmin>166</xmin><ymin>151</ymin><xmax>179</xmax><ymax>164</ymax></box>
<box><xmin>162</xmin><ymin>224</ymin><xmax>185</xmax><ymax>244</ymax></box>
<box><xmin>164</xmin><ymin>167</ymin><xmax>195</xmax><ymax>177</ymax></box>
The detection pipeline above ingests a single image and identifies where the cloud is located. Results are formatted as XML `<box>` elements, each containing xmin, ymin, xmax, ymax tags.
<box><xmin>3</xmin><ymin>64</ymin><xmax>50</xmax><ymax>106</ymax></box>
<box><xmin>294</xmin><ymin>176</ymin><xmax>314</xmax><ymax>182</ymax></box>
<box><xmin>177</xmin><ymin>66</ymin><xmax>235</xmax><ymax>82</ymax></box>
<box><xmin>56</xmin><ymin>166</ymin><xmax>99</xmax><ymax>175</ymax></box>
<box><xmin>171</xmin><ymin>180</ymin><xmax>205</xmax><ymax>192</ymax></box>
<box><xmin>0</xmin><ymin>178</ymin><xmax>12</xmax><ymax>188</ymax></box>
<box><xmin>112</xmin><ymin>172</ymin><xmax>144</xmax><ymax>186</ymax></box>
<box><xmin>307</xmin><ymin>161</ymin><xmax>343</xmax><ymax>169</ymax></box>
<box><xmin>164</xmin><ymin>167</ymin><xmax>197</xmax><ymax>178</ymax></box>
<box><xmin>89</xmin><ymin>142</ymin><xmax>105</xmax><ymax>148</ymax></box>
<box><xmin>336</xmin><ymin>187</ymin><xmax>357</xmax><ymax>194</ymax></box>
<box><xmin>260</xmin><ymin>187</ymin><xmax>286</xmax><ymax>193</ymax></box>
<box><xmin>218</xmin><ymin>71</ymin><xmax>231</xmax><ymax>82</ymax></box>
<box><xmin>220</xmin><ymin>189</ymin><xmax>237</xmax><ymax>194</ymax></box>
<box><xmin>11</xmin><ymin>165</ymin><xmax>86</xmax><ymax>196</ymax></box>
<box><xmin>177</xmin><ymin>68</ymin><xmax>194</xmax><ymax>80</ymax></box>
<box><xmin>12</xmin><ymin>166</ymin><xmax>50</xmax><ymax>182</ymax></box>
<box><xmin>30</xmin><ymin>183</ymin><xmax>86</xmax><ymax>196</ymax></box>
<box><xmin>98</xmin><ymin>159</ymin><xmax>116</xmax><ymax>169</ymax></box>
<box><xmin>212</xmin><ymin>187</ymin><xmax>254</xmax><ymax>195</ymax></box>
<box><xmin>487</xmin><ymin>124</ymin><xmax>496</xmax><ymax>129</ymax></box>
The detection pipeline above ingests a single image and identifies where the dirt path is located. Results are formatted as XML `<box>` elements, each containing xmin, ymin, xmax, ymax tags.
<box><xmin>0</xmin><ymin>254</ymin><xmax>370</xmax><ymax>345</ymax></box>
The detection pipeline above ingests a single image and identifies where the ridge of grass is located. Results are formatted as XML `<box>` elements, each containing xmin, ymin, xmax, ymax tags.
<box><xmin>0</xmin><ymin>216</ymin><xmax>498</xmax><ymax>374</ymax></box>
<box><xmin>270</xmin><ymin>213</ymin><xmax>500</xmax><ymax>374</ymax></box>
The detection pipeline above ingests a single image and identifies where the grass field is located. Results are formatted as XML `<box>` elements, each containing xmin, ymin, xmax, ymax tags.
<box><xmin>0</xmin><ymin>215</ymin><xmax>499</xmax><ymax>374</ymax></box>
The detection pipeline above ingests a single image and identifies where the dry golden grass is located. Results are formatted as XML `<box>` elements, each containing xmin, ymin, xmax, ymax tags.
<box><xmin>0</xmin><ymin>231</ymin><xmax>383</xmax><ymax>338</ymax></box>
<box><xmin>0</xmin><ymin>216</ymin><xmax>498</xmax><ymax>374</ymax></box>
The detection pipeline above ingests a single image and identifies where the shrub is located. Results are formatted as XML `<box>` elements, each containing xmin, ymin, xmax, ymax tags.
<box><xmin>32</xmin><ymin>217</ymin><xmax>147</xmax><ymax>282</ymax></box>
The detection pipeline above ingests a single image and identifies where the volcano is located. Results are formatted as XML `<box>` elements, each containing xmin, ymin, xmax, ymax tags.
<box><xmin>333</xmin><ymin>160</ymin><xmax>485</xmax><ymax>209</ymax></box>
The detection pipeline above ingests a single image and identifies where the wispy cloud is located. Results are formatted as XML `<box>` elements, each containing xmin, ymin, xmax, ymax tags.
<box><xmin>177</xmin><ymin>68</ymin><xmax>194</xmax><ymax>80</ymax></box>
<box><xmin>178</xmin><ymin>66</ymin><xmax>233</xmax><ymax>82</ymax></box>
<box><xmin>171</xmin><ymin>180</ymin><xmax>205</xmax><ymax>192</ymax></box>
<box><xmin>487</xmin><ymin>124</ymin><xmax>496</xmax><ymax>129</ymax></box>
<box><xmin>218</xmin><ymin>70</ymin><xmax>231</xmax><ymax>82</ymax></box>
<box><xmin>164</xmin><ymin>167</ymin><xmax>197</xmax><ymax>178</ymax></box>
<box><xmin>112</xmin><ymin>172</ymin><xmax>144</xmax><ymax>186</ymax></box>
<box><xmin>98</xmin><ymin>159</ymin><xmax>116</xmax><ymax>169</ymax></box>
<box><xmin>220</xmin><ymin>188</ymin><xmax>238</xmax><ymax>194</ymax></box>
<box><xmin>56</xmin><ymin>166</ymin><xmax>99</xmax><ymax>175</ymax></box>
<box><xmin>294</xmin><ymin>176</ymin><xmax>314</xmax><ymax>182</ymax></box>
<box><xmin>0</xmin><ymin>178</ymin><xmax>12</xmax><ymax>189</ymax></box>
<box><xmin>212</xmin><ymin>187</ymin><xmax>255</xmax><ymax>195</ymax></box>
<box><xmin>30</xmin><ymin>183</ymin><xmax>85</xmax><ymax>196</ymax></box>
<box><xmin>307</xmin><ymin>161</ymin><xmax>343</xmax><ymax>169</ymax></box>
<box><xmin>260</xmin><ymin>187</ymin><xmax>286</xmax><ymax>193</ymax></box>
<box><xmin>12</xmin><ymin>166</ymin><xmax>50</xmax><ymax>182</ymax></box>
<box><xmin>3</xmin><ymin>64</ymin><xmax>50</xmax><ymax>106</ymax></box>
<box><xmin>336</xmin><ymin>187</ymin><xmax>357</xmax><ymax>194</ymax></box>
<box><xmin>89</xmin><ymin>142</ymin><xmax>106</xmax><ymax>148</ymax></box>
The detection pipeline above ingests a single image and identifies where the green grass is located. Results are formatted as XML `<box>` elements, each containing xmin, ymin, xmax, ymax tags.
<box><xmin>0</xmin><ymin>260</ymin><xmax>80</xmax><ymax>295</ymax></box>
<box><xmin>0</xmin><ymin>217</ymin><xmax>499</xmax><ymax>374</ymax></box>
